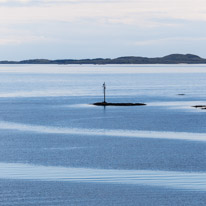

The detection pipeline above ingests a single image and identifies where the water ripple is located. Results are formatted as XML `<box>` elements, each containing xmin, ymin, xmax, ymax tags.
<box><xmin>0</xmin><ymin>163</ymin><xmax>206</xmax><ymax>191</ymax></box>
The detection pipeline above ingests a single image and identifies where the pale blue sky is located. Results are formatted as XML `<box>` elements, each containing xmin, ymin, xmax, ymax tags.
<box><xmin>0</xmin><ymin>0</ymin><xmax>206</xmax><ymax>60</ymax></box>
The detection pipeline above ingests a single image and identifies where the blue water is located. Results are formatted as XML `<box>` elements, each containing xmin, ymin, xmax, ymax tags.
<box><xmin>1</xmin><ymin>64</ymin><xmax>206</xmax><ymax>205</ymax></box>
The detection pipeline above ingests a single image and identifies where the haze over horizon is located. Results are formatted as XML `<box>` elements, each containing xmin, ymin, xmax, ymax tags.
<box><xmin>1</xmin><ymin>0</ymin><xmax>206</xmax><ymax>60</ymax></box>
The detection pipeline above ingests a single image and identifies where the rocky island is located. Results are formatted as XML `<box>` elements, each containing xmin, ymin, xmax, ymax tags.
<box><xmin>93</xmin><ymin>83</ymin><xmax>146</xmax><ymax>107</ymax></box>
<box><xmin>93</xmin><ymin>102</ymin><xmax>146</xmax><ymax>106</ymax></box>
<box><xmin>192</xmin><ymin>105</ymin><xmax>206</xmax><ymax>110</ymax></box>
<box><xmin>1</xmin><ymin>54</ymin><xmax>206</xmax><ymax>64</ymax></box>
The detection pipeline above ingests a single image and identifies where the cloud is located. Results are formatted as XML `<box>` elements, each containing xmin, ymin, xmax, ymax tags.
<box><xmin>0</xmin><ymin>0</ymin><xmax>206</xmax><ymax>26</ymax></box>
<box><xmin>0</xmin><ymin>0</ymin><xmax>206</xmax><ymax>59</ymax></box>
<box><xmin>0</xmin><ymin>35</ymin><xmax>49</xmax><ymax>45</ymax></box>
<box><xmin>134</xmin><ymin>37</ymin><xmax>206</xmax><ymax>46</ymax></box>
<box><xmin>0</xmin><ymin>27</ymin><xmax>52</xmax><ymax>45</ymax></box>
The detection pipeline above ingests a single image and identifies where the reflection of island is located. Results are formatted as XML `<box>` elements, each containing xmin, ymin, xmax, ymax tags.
<box><xmin>93</xmin><ymin>83</ymin><xmax>146</xmax><ymax>107</ymax></box>
<box><xmin>192</xmin><ymin>105</ymin><xmax>206</xmax><ymax>110</ymax></box>
<box><xmin>93</xmin><ymin>102</ymin><xmax>146</xmax><ymax>106</ymax></box>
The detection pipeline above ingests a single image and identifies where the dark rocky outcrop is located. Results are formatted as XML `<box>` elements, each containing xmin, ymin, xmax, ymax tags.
<box><xmin>192</xmin><ymin>105</ymin><xmax>206</xmax><ymax>110</ymax></box>
<box><xmin>93</xmin><ymin>102</ymin><xmax>146</xmax><ymax>106</ymax></box>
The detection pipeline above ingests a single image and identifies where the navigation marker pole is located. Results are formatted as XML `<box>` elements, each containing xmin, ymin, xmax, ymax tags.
<box><xmin>103</xmin><ymin>82</ymin><xmax>106</xmax><ymax>103</ymax></box>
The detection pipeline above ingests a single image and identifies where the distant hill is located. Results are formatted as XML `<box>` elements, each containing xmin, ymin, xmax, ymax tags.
<box><xmin>1</xmin><ymin>54</ymin><xmax>206</xmax><ymax>64</ymax></box>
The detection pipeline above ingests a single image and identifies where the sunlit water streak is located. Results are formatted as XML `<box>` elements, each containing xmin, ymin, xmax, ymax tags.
<box><xmin>0</xmin><ymin>162</ymin><xmax>205</xmax><ymax>191</ymax></box>
<box><xmin>0</xmin><ymin>90</ymin><xmax>101</xmax><ymax>98</ymax></box>
<box><xmin>149</xmin><ymin>101</ymin><xmax>205</xmax><ymax>107</ymax></box>
<box><xmin>149</xmin><ymin>101</ymin><xmax>206</xmax><ymax>112</ymax></box>
<box><xmin>0</xmin><ymin>121</ymin><xmax>206</xmax><ymax>142</ymax></box>
<box><xmin>1</xmin><ymin>64</ymin><xmax>206</xmax><ymax>74</ymax></box>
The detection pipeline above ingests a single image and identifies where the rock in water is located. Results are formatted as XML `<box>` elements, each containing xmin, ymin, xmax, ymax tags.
<box><xmin>93</xmin><ymin>102</ymin><xmax>146</xmax><ymax>106</ymax></box>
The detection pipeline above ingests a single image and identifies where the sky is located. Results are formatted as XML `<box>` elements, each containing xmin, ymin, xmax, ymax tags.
<box><xmin>0</xmin><ymin>0</ymin><xmax>206</xmax><ymax>60</ymax></box>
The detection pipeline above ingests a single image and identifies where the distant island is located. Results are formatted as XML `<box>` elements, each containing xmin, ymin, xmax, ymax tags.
<box><xmin>1</xmin><ymin>54</ymin><xmax>206</xmax><ymax>64</ymax></box>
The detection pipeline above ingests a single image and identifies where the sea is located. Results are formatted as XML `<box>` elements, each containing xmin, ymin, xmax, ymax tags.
<box><xmin>0</xmin><ymin>64</ymin><xmax>206</xmax><ymax>205</ymax></box>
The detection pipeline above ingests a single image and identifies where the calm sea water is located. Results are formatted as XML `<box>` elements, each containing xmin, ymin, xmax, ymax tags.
<box><xmin>1</xmin><ymin>64</ymin><xmax>206</xmax><ymax>205</ymax></box>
